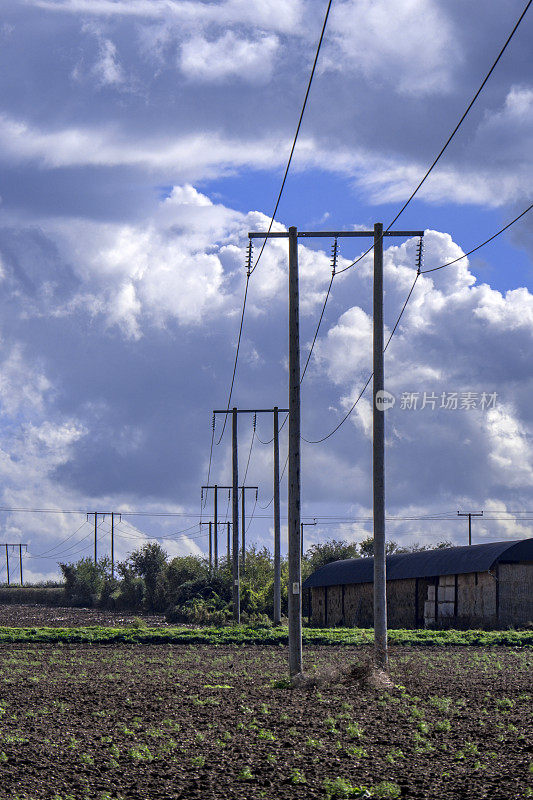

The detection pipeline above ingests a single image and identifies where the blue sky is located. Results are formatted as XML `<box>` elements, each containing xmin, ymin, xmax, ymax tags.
<box><xmin>0</xmin><ymin>0</ymin><xmax>532</xmax><ymax>580</ymax></box>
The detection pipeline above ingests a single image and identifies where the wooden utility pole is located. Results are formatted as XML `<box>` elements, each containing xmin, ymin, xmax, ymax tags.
<box><xmin>301</xmin><ymin>520</ymin><xmax>317</xmax><ymax>558</ymax></box>
<box><xmin>203</xmin><ymin>483</ymin><xmax>258</xmax><ymax>572</ymax></box>
<box><xmin>232</xmin><ymin>408</ymin><xmax>240</xmax><ymax>622</ymax></box>
<box><xmin>273</xmin><ymin>406</ymin><xmax>281</xmax><ymax>625</ymax></box>
<box><xmin>88</xmin><ymin>512</ymin><xmax>98</xmax><ymax>564</ymax></box>
<box><xmin>457</xmin><ymin>511</ymin><xmax>483</xmax><ymax>546</ymax></box>
<box><xmin>213</xmin><ymin>408</ymin><xmax>286</xmax><ymax>623</ymax></box>
<box><xmin>110</xmin><ymin>512</ymin><xmax>121</xmax><ymax>579</ymax></box>
<box><xmin>214</xmin><ymin>485</ymin><xmax>218</xmax><ymax>569</ymax></box>
<box><xmin>240</xmin><ymin>486</ymin><xmax>258</xmax><ymax>575</ymax></box>
<box><xmin>288</xmin><ymin>226</ymin><xmax>302</xmax><ymax>676</ymax></box>
<box><xmin>1</xmin><ymin>544</ymin><xmax>27</xmax><ymax>586</ymax></box>
<box><xmin>249</xmin><ymin>225</ymin><xmax>423</xmax><ymax>676</ymax></box>
<box><xmin>199</xmin><ymin>522</ymin><xmax>213</xmax><ymax>570</ymax></box>
<box><xmin>373</xmin><ymin>222</ymin><xmax>387</xmax><ymax>670</ymax></box>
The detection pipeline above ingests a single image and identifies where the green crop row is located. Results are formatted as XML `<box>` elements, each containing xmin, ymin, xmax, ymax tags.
<box><xmin>0</xmin><ymin>625</ymin><xmax>530</xmax><ymax>647</ymax></box>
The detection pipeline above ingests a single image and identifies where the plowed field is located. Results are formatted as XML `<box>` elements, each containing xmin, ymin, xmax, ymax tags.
<box><xmin>0</xmin><ymin>643</ymin><xmax>531</xmax><ymax>799</ymax></box>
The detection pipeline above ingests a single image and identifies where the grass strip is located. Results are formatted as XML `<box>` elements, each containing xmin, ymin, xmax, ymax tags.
<box><xmin>0</xmin><ymin>625</ymin><xmax>530</xmax><ymax>646</ymax></box>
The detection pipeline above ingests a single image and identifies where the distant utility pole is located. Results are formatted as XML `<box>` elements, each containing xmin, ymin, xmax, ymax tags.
<box><xmin>1</xmin><ymin>544</ymin><xmax>27</xmax><ymax>586</ymax></box>
<box><xmin>241</xmin><ymin>486</ymin><xmax>258</xmax><ymax>575</ymax></box>
<box><xmin>109</xmin><ymin>512</ymin><xmax>121</xmax><ymax>579</ymax></box>
<box><xmin>202</xmin><ymin>480</ymin><xmax>258</xmax><ymax>620</ymax></box>
<box><xmin>87</xmin><ymin>512</ymin><xmax>99</xmax><ymax>564</ymax></box>
<box><xmin>199</xmin><ymin>522</ymin><xmax>213</xmax><ymax>570</ymax></box>
<box><xmin>300</xmin><ymin>520</ymin><xmax>317</xmax><ymax>558</ymax></box>
<box><xmin>87</xmin><ymin>512</ymin><xmax>120</xmax><ymax>568</ymax></box>
<box><xmin>457</xmin><ymin>511</ymin><xmax>483</xmax><ymax>546</ymax></box>
<box><xmin>213</xmin><ymin>407</ymin><xmax>288</xmax><ymax>624</ymax></box>
<box><xmin>249</xmin><ymin>224</ymin><xmax>423</xmax><ymax>675</ymax></box>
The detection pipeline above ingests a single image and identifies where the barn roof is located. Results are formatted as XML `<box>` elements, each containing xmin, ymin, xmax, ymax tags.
<box><xmin>302</xmin><ymin>538</ymin><xmax>533</xmax><ymax>589</ymax></box>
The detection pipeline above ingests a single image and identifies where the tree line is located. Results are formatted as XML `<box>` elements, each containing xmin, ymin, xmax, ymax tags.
<box><xmin>59</xmin><ymin>536</ymin><xmax>452</xmax><ymax>624</ymax></box>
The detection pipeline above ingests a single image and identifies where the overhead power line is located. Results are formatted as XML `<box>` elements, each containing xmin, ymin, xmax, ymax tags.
<box><xmin>302</xmin><ymin>197</ymin><xmax>532</xmax><ymax>444</ymax></box>
<box><xmin>336</xmin><ymin>0</ymin><xmax>531</xmax><ymax>276</ymax></box>
<box><xmin>214</xmin><ymin>0</ymin><xmax>334</xmax><ymax>445</ymax></box>
<box><xmin>249</xmin><ymin>0</ymin><xmax>334</xmax><ymax>276</ymax></box>
<box><xmin>29</xmin><ymin>519</ymin><xmax>89</xmax><ymax>558</ymax></box>
<box><xmin>388</xmin><ymin>0</ymin><xmax>532</xmax><ymax>231</ymax></box>
<box><xmin>422</xmin><ymin>203</ymin><xmax>533</xmax><ymax>274</ymax></box>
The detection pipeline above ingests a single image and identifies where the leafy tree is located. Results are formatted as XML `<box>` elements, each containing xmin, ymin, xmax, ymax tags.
<box><xmin>60</xmin><ymin>557</ymin><xmax>110</xmax><ymax>606</ymax></box>
<box><xmin>304</xmin><ymin>539</ymin><xmax>359</xmax><ymax>574</ymax></box>
<box><xmin>359</xmin><ymin>537</ymin><xmax>454</xmax><ymax>557</ymax></box>
<box><xmin>127</xmin><ymin>542</ymin><xmax>168</xmax><ymax>611</ymax></box>
<box><xmin>358</xmin><ymin>537</ymin><xmax>402</xmax><ymax>558</ymax></box>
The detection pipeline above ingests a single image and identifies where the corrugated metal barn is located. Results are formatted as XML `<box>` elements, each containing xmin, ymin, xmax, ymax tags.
<box><xmin>303</xmin><ymin>539</ymin><xmax>533</xmax><ymax>629</ymax></box>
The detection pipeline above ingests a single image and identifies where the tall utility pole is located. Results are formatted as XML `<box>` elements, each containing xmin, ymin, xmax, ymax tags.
<box><xmin>1</xmin><ymin>544</ymin><xmax>28</xmax><ymax>586</ymax></box>
<box><xmin>457</xmin><ymin>511</ymin><xmax>483</xmax><ymax>546</ymax></box>
<box><xmin>214</xmin><ymin>486</ymin><xmax>218</xmax><ymax>569</ymax></box>
<box><xmin>288</xmin><ymin>225</ymin><xmax>302</xmax><ymax>676</ymax></box>
<box><xmin>373</xmin><ymin>223</ymin><xmax>387</xmax><ymax>670</ymax></box>
<box><xmin>249</xmin><ymin>225</ymin><xmax>423</xmax><ymax>675</ymax></box>
<box><xmin>232</xmin><ymin>408</ymin><xmax>240</xmax><ymax>622</ymax></box>
<box><xmin>273</xmin><ymin>406</ymin><xmax>282</xmax><ymax>625</ymax></box>
<box><xmin>213</xmin><ymin>408</ymin><xmax>287</xmax><ymax>624</ymax></box>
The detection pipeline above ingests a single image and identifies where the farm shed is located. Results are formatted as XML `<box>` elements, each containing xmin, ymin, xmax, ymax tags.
<box><xmin>303</xmin><ymin>538</ymin><xmax>533</xmax><ymax>629</ymax></box>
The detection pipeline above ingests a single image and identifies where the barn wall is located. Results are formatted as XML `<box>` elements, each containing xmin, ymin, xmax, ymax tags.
<box><xmin>387</xmin><ymin>578</ymin><xmax>417</xmax><ymax>627</ymax></box>
<box><xmin>318</xmin><ymin>578</ymin><xmax>428</xmax><ymax>628</ymax></box>
<box><xmin>457</xmin><ymin>571</ymin><xmax>496</xmax><ymax>623</ymax></box>
<box><xmin>498</xmin><ymin>563</ymin><xmax>533</xmax><ymax>625</ymax></box>
<box><xmin>311</xmin><ymin>563</ymin><xmax>531</xmax><ymax>628</ymax></box>
<box><xmin>311</xmin><ymin>586</ymin><xmax>326</xmax><ymax>626</ymax></box>
<box><xmin>327</xmin><ymin>585</ymin><xmax>343</xmax><ymax>626</ymax></box>
<box><xmin>345</xmin><ymin>583</ymin><xmax>373</xmax><ymax>627</ymax></box>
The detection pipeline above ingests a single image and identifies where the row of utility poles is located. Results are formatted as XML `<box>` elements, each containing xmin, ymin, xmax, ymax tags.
<box><xmin>234</xmin><ymin>223</ymin><xmax>424</xmax><ymax>675</ymax></box>
<box><xmin>204</xmin><ymin>407</ymin><xmax>287</xmax><ymax>625</ymax></box>
<box><xmin>201</xmin><ymin>484</ymin><xmax>258</xmax><ymax>572</ymax></box>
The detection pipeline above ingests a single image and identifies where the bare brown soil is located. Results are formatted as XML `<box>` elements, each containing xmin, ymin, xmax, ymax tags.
<box><xmin>0</xmin><ymin>643</ymin><xmax>530</xmax><ymax>799</ymax></box>
<box><xmin>0</xmin><ymin>604</ymin><xmax>168</xmax><ymax>628</ymax></box>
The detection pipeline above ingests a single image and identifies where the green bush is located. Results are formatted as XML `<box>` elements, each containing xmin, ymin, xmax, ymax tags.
<box><xmin>59</xmin><ymin>558</ymin><xmax>110</xmax><ymax>607</ymax></box>
<box><xmin>166</xmin><ymin>598</ymin><xmax>230</xmax><ymax>626</ymax></box>
<box><xmin>126</xmin><ymin>543</ymin><xmax>168</xmax><ymax>611</ymax></box>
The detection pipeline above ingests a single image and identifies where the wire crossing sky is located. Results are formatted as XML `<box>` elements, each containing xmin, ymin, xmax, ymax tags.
<box><xmin>0</xmin><ymin>0</ymin><xmax>531</xmax><ymax>579</ymax></box>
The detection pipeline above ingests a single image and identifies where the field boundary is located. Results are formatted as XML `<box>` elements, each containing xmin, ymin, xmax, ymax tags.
<box><xmin>0</xmin><ymin>625</ymin><xmax>531</xmax><ymax>646</ymax></box>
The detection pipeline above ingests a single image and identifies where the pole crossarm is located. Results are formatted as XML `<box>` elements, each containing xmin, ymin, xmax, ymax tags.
<box><xmin>1</xmin><ymin>543</ymin><xmax>28</xmax><ymax>547</ymax></box>
<box><xmin>202</xmin><ymin>486</ymin><xmax>258</xmax><ymax>491</ymax></box>
<box><xmin>213</xmin><ymin>409</ymin><xmax>288</xmax><ymax>414</ymax></box>
<box><xmin>249</xmin><ymin>231</ymin><xmax>424</xmax><ymax>239</ymax></box>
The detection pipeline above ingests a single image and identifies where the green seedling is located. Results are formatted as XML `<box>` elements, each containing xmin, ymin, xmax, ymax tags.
<box><xmin>289</xmin><ymin>768</ymin><xmax>306</xmax><ymax>784</ymax></box>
